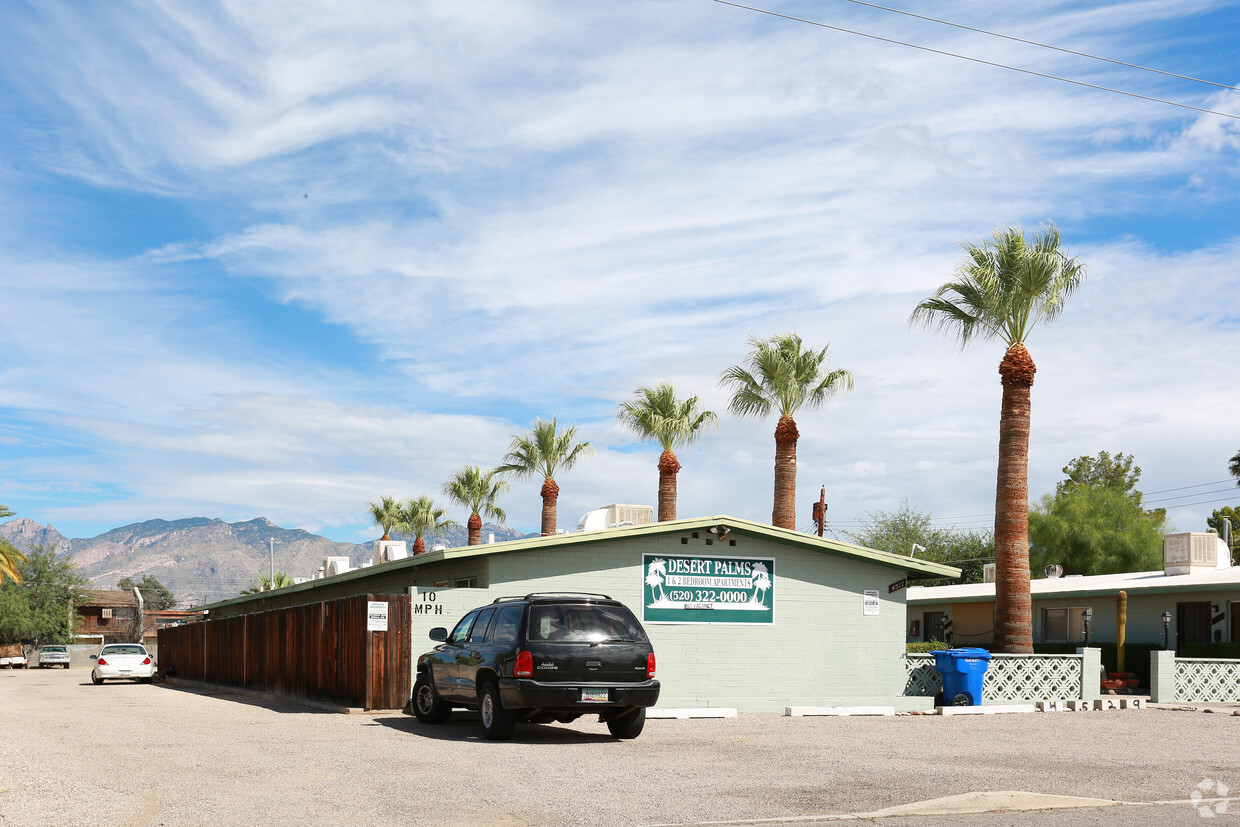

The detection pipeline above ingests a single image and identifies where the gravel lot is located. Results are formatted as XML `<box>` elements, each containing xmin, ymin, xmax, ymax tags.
<box><xmin>2</xmin><ymin>667</ymin><xmax>1237</xmax><ymax>826</ymax></box>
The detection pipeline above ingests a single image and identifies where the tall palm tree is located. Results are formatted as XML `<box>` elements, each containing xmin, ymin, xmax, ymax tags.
<box><xmin>443</xmin><ymin>466</ymin><xmax>509</xmax><ymax>546</ymax></box>
<box><xmin>911</xmin><ymin>223</ymin><xmax>1086</xmax><ymax>655</ymax></box>
<box><xmin>498</xmin><ymin>418</ymin><xmax>593</xmax><ymax>537</ymax></box>
<box><xmin>402</xmin><ymin>495</ymin><xmax>457</xmax><ymax>555</ymax></box>
<box><xmin>617</xmin><ymin>383</ymin><xmax>718</xmax><ymax>522</ymax></box>
<box><xmin>368</xmin><ymin>496</ymin><xmax>403</xmax><ymax>541</ymax></box>
<box><xmin>720</xmin><ymin>334</ymin><xmax>853</xmax><ymax>531</ymax></box>
<box><xmin>0</xmin><ymin>505</ymin><xmax>26</xmax><ymax>584</ymax></box>
<box><xmin>1230</xmin><ymin>450</ymin><xmax>1240</xmax><ymax>486</ymax></box>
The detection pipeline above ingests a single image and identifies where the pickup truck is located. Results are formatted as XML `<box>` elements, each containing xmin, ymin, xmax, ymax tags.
<box><xmin>1</xmin><ymin>643</ymin><xmax>28</xmax><ymax>669</ymax></box>
<box><xmin>37</xmin><ymin>645</ymin><xmax>70</xmax><ymax>669</ymax></box>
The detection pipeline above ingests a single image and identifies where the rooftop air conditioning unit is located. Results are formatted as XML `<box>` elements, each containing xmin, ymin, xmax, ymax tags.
<box><xmin>982</xmin><ymin>563</ymin><xmax>996</xmax><ymax>583</ymax></box>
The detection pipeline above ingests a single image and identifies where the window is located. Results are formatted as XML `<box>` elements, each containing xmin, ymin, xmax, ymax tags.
<box><xmin>490</xmin><ymin>605</ymin><xmax>523</xmax><ymax>645</ymax></box>
<box><xmin>469</xmin><ymin>608</ymin><xmax>496</xmax><ymax>643</ymax></box>
<box><xmin>450</xmin><ymin>611</ymin><xmax>479</xmax><ymax>644</ymax></box>
<box><xmin>1042</xmin><ymin>607</ymin><xmax>1090</xmax><ymax>642</ymax></box>
<box><xmin>455</xmin><ymin>577</ymin><xmax>479</xmax><ymax>588</ymax></box>
<box><xmin>528</xmin><ymin>605</ymin><xmax>647</xmax><ymax>643</ymax></box>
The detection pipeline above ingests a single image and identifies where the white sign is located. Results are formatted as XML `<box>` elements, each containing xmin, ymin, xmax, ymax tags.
<box><xmin>367</xmin><ymin>600</ymin><xmax>389</xmax><ymax>632</ymax></box>
<box><xmin>862</xmin><ymin>590</ymin><xmax>880</xmax><ymax>616</ymax></box>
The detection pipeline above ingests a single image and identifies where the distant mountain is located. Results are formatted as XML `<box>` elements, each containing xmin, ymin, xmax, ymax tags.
<box><xmin>0</xmin><ymin>517</ymin><xmax>532</xmax><ymax>609</ymax></box>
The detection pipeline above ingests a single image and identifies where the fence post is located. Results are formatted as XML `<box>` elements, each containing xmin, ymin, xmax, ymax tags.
<box><xmin>1076</xmin><ymin>647</ymin><xmax>1102</xmax><ymax>702</ymax></box>
<box><xmin>1149</xmin><ymin>649</ymin><xmax>1176</xmax><ymax>703</ymax></box>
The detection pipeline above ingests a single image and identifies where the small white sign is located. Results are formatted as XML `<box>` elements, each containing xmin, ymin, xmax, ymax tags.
<box><xmin>367</xmin><ymin>600</ymin><xmax>389</xmax><ymax>632</ymax></box>
<box><xmin>862</xmin><ymin>590</ymin><xmax>880</xmax><ymax>616</ymax></box>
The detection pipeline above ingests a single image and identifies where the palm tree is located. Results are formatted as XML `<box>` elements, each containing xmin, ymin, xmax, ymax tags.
<box><xmin>720</xmin><ymin>334</ymin><xmax>853</xmax><ymax>531</ymax></box>
<box><xmin>646</xmin><ymin>558</ymin><xmax>667</xmax><ymax>601</ymax></box>
<box><xmin>911</xmin><ymin>223</ymin><xmax>1086</xmax><ymax>655</ymax></box>
<box><xmin>618</xmin><ymin>383</ymin><xmax>717</xmax><ymax>522</ymax></box>
<box><xmin>1230</xmin><ymin>450</ymin><xmax>1240</xmax><ymax>486</ymax></box>
<box><xmin>443</xmin><ymin>466</ymin><xmax>509</xmax><ymax>546</ymax></box>
<box><xmin>402</xmin><ymin>495</ymin><xmax>457</xmax><ymax>555</ymax></box>
<box><xmin>368</xmin><ymin>496</ymin><xmax>403</xmax><ymax>541</ymax></box>
<box><xmin>243</xmin><ymin>571</ymin><xmax>294</xmax><ymax>594</ymax></box>
<box><xmin>0</xmin><ymin>505</ymin><xmax>26</xmax><ymax>584</ymax></box>
<box><xmin>498</xmin><ymin>418</ymin><xmax>593</xmax><ymax>537</ymax></box>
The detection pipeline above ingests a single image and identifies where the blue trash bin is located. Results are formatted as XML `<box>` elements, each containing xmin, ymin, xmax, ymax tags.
<box><xmin>931</xmin><ymin>648</ymin><xmax>992</xmax><ymax>706</ymax></box>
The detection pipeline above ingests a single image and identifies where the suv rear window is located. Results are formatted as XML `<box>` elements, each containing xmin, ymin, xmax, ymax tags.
<box><xmin>528</xmin><ymin>604</ymin><xmax>648</xmax><ymax>643</ymax></box>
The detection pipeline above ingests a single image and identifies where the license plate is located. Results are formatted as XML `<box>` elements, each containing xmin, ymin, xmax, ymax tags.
<box><xmin>119</xmin><ymin>670</ymin><xmax>131</xmax><ymax>674</ymax></box>
<box><xmin>581</xmin><ymin>688</ymin><xmax>609</xmax><ymax>703</ymax></box>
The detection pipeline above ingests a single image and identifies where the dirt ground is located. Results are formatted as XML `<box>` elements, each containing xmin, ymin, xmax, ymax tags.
<box><xmin>1</xmin><ymin>667</ymin><xmax>1237</xmax><ymax>826</ymax></box>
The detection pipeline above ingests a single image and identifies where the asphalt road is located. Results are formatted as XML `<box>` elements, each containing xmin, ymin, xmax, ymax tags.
<box><xmin>1</xmin><ymin>667</ymin><xmax>1237</xmax><ymax>826</ymax></box>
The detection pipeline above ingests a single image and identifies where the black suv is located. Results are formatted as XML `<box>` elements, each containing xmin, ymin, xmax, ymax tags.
<box><xmin>412</xmin><ymin>593</ymin><xmax>660</xmax><ymax>740</ymax></box>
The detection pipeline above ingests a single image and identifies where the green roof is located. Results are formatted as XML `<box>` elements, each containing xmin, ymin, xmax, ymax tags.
<box><xmin>198</xmin><ymin>514</ymin><xmax>960</xmax><ymax>613</ymax></box>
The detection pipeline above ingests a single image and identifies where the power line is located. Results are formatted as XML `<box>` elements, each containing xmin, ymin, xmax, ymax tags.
<box><xmin>710</xmin><ymin>0</ymin><xmax>1240</xmax><ymax>121</ymax></box>
<box><xmin>1145</xmin><ymin>479</ymin><xmax>1235</xmax><ymax>495</ymax></box>
<box><xmin>837</xmin><ymin>0</ymin><xmax>1240</xmax><ymax>93</ymax></box>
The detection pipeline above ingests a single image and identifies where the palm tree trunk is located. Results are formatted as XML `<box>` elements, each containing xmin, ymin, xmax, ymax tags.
<box><xmin>412</xmin><ymin>536</ymin><xmax>426</xmax><ymax>555</ymax></box>
<box><xmin>467</xmin><ymin>512</ymin><xmax>482</xmax><ymax>546</ymax></box>
<box><xmin>772</xmin><ymin>415</ymin><xmax>799</xmax><ymax>530</ymax></box>
<box><xmin>657</xmin><ymin>450</ymin><xmax>681</xmax><ymax>522</ymax></box>
<box><xmin>993</xmin><ymin>342</ymin><xmax>1036</xmax><ymax>654</ymax></box>
<box><xmin>540</xmin><ymin>477</ymin><xmax>560</xmax><ymax>537</ymax></box>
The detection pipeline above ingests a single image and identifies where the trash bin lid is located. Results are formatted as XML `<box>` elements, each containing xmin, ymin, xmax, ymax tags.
<box><xmin>944</xmin><ymin>647</ymin><xmax>992</xmax><ymax>660</ymax></box>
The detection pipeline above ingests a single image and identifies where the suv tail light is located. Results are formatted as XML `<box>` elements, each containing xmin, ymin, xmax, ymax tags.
<box><xmin>97</xmin><ymin>658</ymin><xmax>108</xmax><ymax>666</ymax></box>
<box><xmin>646</xmin><ymin>653</ymin><xmax>656</xmax><ymax>678</ymax></box>
<box><xmin>515</xmin><ymin>650</ymin><xmax>533</xmax><ymax>678</ymax></box>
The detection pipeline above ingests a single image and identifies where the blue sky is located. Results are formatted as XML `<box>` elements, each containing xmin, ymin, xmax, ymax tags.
<box><xmin>1</xmin><ymin>0</ymin><xmax>1238</xmax><ymax>551</ymax></box>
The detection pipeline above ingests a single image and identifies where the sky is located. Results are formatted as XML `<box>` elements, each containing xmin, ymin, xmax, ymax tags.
<box><xmin>1</xmin><ymin>0</ymin><xmax>1238</xmax><ymax>552</ymax></box>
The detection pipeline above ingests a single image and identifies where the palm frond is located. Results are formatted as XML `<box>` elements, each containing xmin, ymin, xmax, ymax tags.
<box><xmin>617</xmin><ymin>383</ymin><xmax>718</xmax><ymax>452</ymax></box>
<box><xmin>498</xmin><ymin>418</ymin><xmax>593</xmax><ymax>480</ymax></box>
<box><xmin>442</xmin><ymin>466</ymin><xmax>509</xmax><ymax>522</ymax></box>
<box><xmin>720</xmin><ymin>333</ymin><xmax>851</xmax><ymax>418</ymax></box>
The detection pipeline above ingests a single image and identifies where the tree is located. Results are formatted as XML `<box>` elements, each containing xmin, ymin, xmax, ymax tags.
<box><xmin>911</xmin><ymin>224</ymin><xmax>1086</xmax><ymax>653</ymax></box>
<box><xmin>368</xmin><ymin>496</ymin><xmax>403</xmax><ymax>541</ymax></box>
<box><xmin>0</xmin><ymin>505</ymin><xmax>27</xmax><ymax>585</ymax></box>
<box><xmin>243</xmin><ymin>572</ymin><xmax>295</xmax><ymax>594</ymax></box>
<box><xmin>1230</xmin><ymin>449</ymin><xmax>1240</xmax><ymax>485</ymax></box>
<box><xmin>498</xmin><ymin>418</ymin><xmax>593</xmax><ymax>537</ymax></box>
<box><xmin>845</xmin><ymin>500</ymin><xmax>994</xmax><ymax>586</ymax></box>
<box><xmin>0</xmin><ymin>544</ymin><xmax>88</xmax><ymax>647</ymax></box>
<box><xmin>719</xmin><ymin>333</ymin><xmax>853</xmax><ymax>530</ymax></box>
<box><xmin>1029</xmin><ymin>489</ymin><xmax>1165</xmax><ymax>576</ymax></box>
<box><xmin>402</xmin><ymin>495</ymin><xmax>457</xmax><ymax>555</ymax></box>
<box><xmin>617</xmin><ymin>383</ymin><xmax>717</xmax><ymax>522</ymax></box>
<box><xmin>1207</xmin><ymin>506</ymin><xmax>1239</xmax><ymax>557</ymax></box>
<box><xmin>117</xmin><ymin>574</ymin><xmax>178</xmax><ymax>610</ymax></box>
<box><xmin>442</xmin><ymin>466</ymin><xmax>508</xmax><ymax>546</ymax></box>
<box><xmin>1057</xmin><ymin>451</ymin><xmax>1165</xmax><ymax>523</ymax></box>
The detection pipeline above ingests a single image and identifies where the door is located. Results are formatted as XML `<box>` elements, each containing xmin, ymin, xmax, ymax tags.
<box><xmin>922</xmin><ymin>611</ymin><xmax>945</xmax><ymax>643</ymax></box>
<box><xmin>1176</xmin><ymin>602</ymin><xmax>1211</xmax><ymax>652</ymax></box>
<box><xmin>1231</xmin><ymin>602</ymin><xmax>1239</xmax><ymax>644</ymax></box>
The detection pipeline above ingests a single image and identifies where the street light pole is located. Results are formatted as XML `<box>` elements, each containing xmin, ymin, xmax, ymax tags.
<box><xmin>269</xmin><ymin>538</ymin><xmax>275</xmax><ymax>590</ymax></box>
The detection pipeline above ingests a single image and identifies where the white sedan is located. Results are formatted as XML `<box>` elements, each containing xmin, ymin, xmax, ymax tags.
<box><xmin>90</xmin><ymin>644</ymin><xmax>155</xmax><ymax>684</ymax></box>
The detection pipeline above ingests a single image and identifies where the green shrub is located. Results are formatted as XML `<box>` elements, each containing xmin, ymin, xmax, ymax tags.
<box><xmin>1179</xmin><ymin>642</ymin><xmax>1240</xmax><ymax>660</ymax></box>
<box><xmin>906</xmin><ymin>640</ymin><xmax>950</xmax><ymax>653</ymax></box>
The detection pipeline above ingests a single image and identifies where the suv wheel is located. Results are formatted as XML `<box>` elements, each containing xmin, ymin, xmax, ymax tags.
<box><xmin>606</xmin><ymin>707</ymin><xmax>646</xmax><ymax>739</ymax></box>
<box><xmin>479</xmin><ymin>681</ymin><xmax>516</xmax><ymax>741</ymax></box>
<box><xmin>412</xmin><ymin>674</ymin><xmax>451</xmax><ymax>724</ymax></box>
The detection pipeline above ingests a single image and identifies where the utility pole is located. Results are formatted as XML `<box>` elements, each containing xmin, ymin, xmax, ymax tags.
<box><xmin>812</xmin><ymin>486</ymin><xmax>827</xmax><ymax>537</ymax></box>
<box><xmin>268</xmin><ymin>538</ymin><xmax>275</xmax><ymax>591</ymax></box>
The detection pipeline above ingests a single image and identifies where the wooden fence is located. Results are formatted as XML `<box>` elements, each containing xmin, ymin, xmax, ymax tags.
<box><xmin>157</xmin><ymin>594</ymin><xmax>411</xmax><ymax>710</ymax></box>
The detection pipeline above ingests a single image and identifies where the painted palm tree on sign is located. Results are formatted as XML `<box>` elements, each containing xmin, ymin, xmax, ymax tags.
<box><xmin>749</xmin><ymin>562</ymin><xmax>771</xmax><ymax>604</ymax></box>
<box><xmin>618</xmin><ymin>383</ymin><xmax>717</xmax><ymax>522</ymax></box>
<box><xmin>368</xmin><ymin>496</ymin><xmax>403</xmax><ymax>541</ymax></box>
<box><xmin>0</xmin><ymin>505</ymin><xmax>25</xmax><ymax>584</ymax></box>
<box><xmin>911</xmin><ymin>223</ymin><xmax>1086</xmax><ymax>655</ymax></box>
<box><xmin>498</xmin><ymin>418</ymin><xmax>593</xmax><ymax>537</ymax></box>
<box><xmin>402</xmin><ymin>495</ymin><xmax>458</xmax><ymax>555</ymax></box>
<box><xmin>442</xmin><ymin>466</ymin><xmax>508</xmax><ymax>546</ymax></box>
<box><xmin>720</xmin><ymin>334</ymin><xmax>853</xmax><ymax>530</ymax></box>
<box><xmin>646</xmin><ymin>558</ymin><xmax>667</xmax><ymax>601</ymax></box>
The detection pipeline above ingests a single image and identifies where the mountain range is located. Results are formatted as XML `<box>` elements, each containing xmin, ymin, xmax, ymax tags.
<box><xmin>0</xmin><ymin>517</ymin><xmax>531</xmax><ymax>608</ymax></box>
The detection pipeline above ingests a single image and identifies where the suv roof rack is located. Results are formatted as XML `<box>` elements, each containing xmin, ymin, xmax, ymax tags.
<box><xmin>490</xmin><ymin>592</ymin><xmax>613</xmax><ymax>604</ymax></box>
